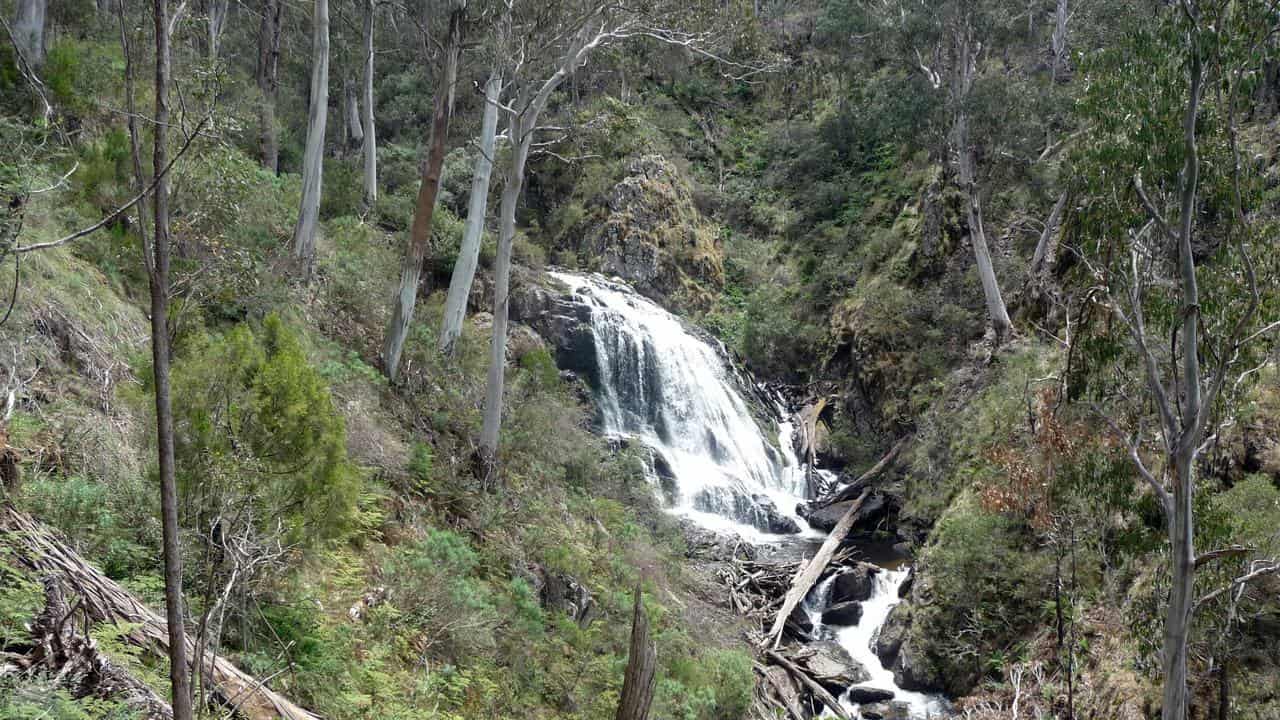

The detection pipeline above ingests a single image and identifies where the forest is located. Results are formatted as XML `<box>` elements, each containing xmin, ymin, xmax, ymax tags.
<box><xmin>1</xmin><ymin>0</ymin><xmax>1278</xmax><ymax>719</ymax></box>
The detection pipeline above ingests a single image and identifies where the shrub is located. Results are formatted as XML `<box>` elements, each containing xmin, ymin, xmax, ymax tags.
<box><xmin>169</xmin><ymin>314</ymin><xmax>359</xmax><ymax>548</ymax></box>
<box><xmin>382</xmin><ymin>529</ymin><xmax>497</xmax><ymax>660</ymax></box>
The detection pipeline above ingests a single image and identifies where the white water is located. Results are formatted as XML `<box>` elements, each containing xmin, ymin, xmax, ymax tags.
<box><xmin>549</xmin><ymin>271</ymin><xmax>813</xmax><ymax>540</ymax></box>
<box><xmin>806</xmin><ymin>570</ymin><xmax>948</xmax><ymax>718</ymax></box>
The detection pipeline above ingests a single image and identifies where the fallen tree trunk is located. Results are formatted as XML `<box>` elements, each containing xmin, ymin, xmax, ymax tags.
<box><xmin>763</xmin><ymin>490</ymin><xmax>869</xmax><ymax>649</ymax></box>
<box><xmin>820</xmin><ymin>437</ymin><xmax>906</xmax><ymax>506</ymax></box>
<box><xmin>0</xmin><ymin>504</ymin><xmax>321</xmax><ymax>720</ymax></box>
<box><xmin>763</xmin><ymin>649</ymin><xmax>852</xmax><ymax>720</ymax></box>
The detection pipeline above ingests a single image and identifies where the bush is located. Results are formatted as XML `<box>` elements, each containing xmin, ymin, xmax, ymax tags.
<box><xmin>381</xmin><ymin>529</ymin><xmax>497</xmax><ymax>659</ymax></box>
<box><xmin>169</xmin><ymin>314</ymin><xmax>360</xmax><ymax>547</ymax></box>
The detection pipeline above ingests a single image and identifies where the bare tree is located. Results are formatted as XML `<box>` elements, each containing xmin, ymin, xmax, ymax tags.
<box><xmin>207</xmin><ymin>0</ymin><xmax>230</xmax><ymax>62</ymax></box>
<box><xmin>11</xmin><ymin>0</ymin><xmax>46</xmax><ymax>68</ymax></box>
<box><xmin>381</xmin><ymin>2</ymin><xmax>464</xmax><ymax>381</ymax></box>
<box><xmin>141</xmin><ymin>0</ymin><xmax>194</xmax><ymax>716</ymax></box>
<box><xmin>439</xmin><ymin>70</ymin><xmax>501</xmax><ymax>357</ymax></box>
<box><xmin>291</xmin><ymin>0</ymin><xmax>330</xmax><ymax>275</ymax></box>
<box><xmin>360</xmin><ymin>0</ymin><xmax>377</xmax><ymax>207</ymax></box>
<box><xmin>948</xmin><ymin>6</ymin><xmax>1012</xmax><ymax>342</ymax></box>
<box><xmin>615</xmin><ymin>586</ymin><xmax>656</xmax><ymax>720</ymax></box>
<box><xmin>1050</xmin><ymin>0</ymin><xmax>1068</xmax><ymax>84</ymax></box>
<box><xmin>256</xmin><ymin>0</ymin><xmax>283</xmax><ymax>172</ymax></box>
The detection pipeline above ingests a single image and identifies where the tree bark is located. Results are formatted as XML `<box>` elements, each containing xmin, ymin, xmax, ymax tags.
<box><xmin>344</xmin><ymin>76</ymin><xmax>363</xmax><ymax>146</ymax></box>
<box><xmin>148</xmin><ymin>1</ymin><xmax>193</xmax><ymax>717</ymax></box>
<box><xmin>360</xmin><ymin>0</ymin><xmax>376</xmax><ymax>208</ymax></box>
<box><xmin>615</xmin><ymin>586</ymin><xmax>657</xmax><ymax>720</ymax></box>
<box><xmin>12</xmin><ymin>0</ymin><xmax>46</xmax><ymax>68</ymax></box>
<box><xmin>207</xmin><ymin>0</ymin><xmax>229</xmax><ymax>62</ymax></box>
<box><xmin>256</xmin><ymin>0</ymin><xmax>283</xmax><ymax>173</ymax></box>
<box><xmin>381</xmin><ymin>6</ymin><xmax>463</xmax><ymax>381</ymax></box>
<box><xmin>291</xmin><ymin>0</ymin><xmax>329</xmax><ymax>276</ymax></box>
<box><xmin>1031</xmin><ymin>192</ymin><xmax>1068</xmax><ymax>276</ymax></box>
<box><xmin>478</xmin><ymin>108</ymin><xmax>530</xmax><ymax>461</ymax></box>
<box><xmin>950</xmin><ymin>16</ymin><xmax>1012</xmax><ymax>342</ymax></box>
<box><xmin>439</xmin><ymin>70</ymin><xmax>501</xmax><ymax>357</ymax></box>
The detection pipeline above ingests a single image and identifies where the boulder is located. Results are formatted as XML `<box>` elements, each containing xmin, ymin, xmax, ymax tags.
<box><xmin>846</xmin><ymin>687</ymin><xmax>895</xmax><ymax>704</ymax></box>
<box><xmin>860</xmin><ymin>701</ymin><xmax>913</xmax><ymax>720</ymax></box>
<box><xmin>898</xmin><ymin>566</ymin><xmax>915</xmax><ymax>599</ymax></box>
<box><xmin>530</xmin><ymin>565</ymin><xmax>596</xmax><ymax>628</ymax></box>
<box><xmin>784</xmin><ymin>604</ymin><xmax>814</xmax><ymax>642</ymax></box>
<box><xmin>800</xmin><ymin>491</ymin><xmax>894</xmax><ymax>534</ymax></box>
<box><xmin>874</xmin><ymin>603</ymin><xmax>911</xmax><ymax>665</ymax></box>
<box><xmin>821</xmin><ymin>600</ymin><xmax>863</xmax><ymax>626</ymax></box>
<box><xmin>830</xmin><ymin>562</ymin><xmax>881</xmax><ymax>603</ymax></box>
<box><xmin>799</xmin><ymin>640</ymin><xmax>870</xmax><ymax>695</ymax></box>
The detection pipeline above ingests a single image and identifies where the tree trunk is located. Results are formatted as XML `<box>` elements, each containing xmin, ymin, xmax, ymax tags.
<box><xmin>291</xmin><ymin>0</ymin><xmax>329</xmax><ymax>276</ymax></box>
<box><xmin>1162</xmin><ymin>454</ymin><xmax>1194</xmax><ymax>720</ymax></box>
<box><xmin>12</xmin><ymin>0</ymin><xmax>46</xmax><ymax>68</ymax></box>
<box><xmin>381</xmin><ymin>7</ymin><xmax>462</xmax><ymax>381</ymax></box>
<box><xmin>951</xmin><ymin>19</ymin><xmax>1012</xmax><ymax>342</ymax></box>
<box><xmin>1031</xmin><ymin>192</ymin><xmax>1068</xmax><ymax>276</ymax></box>
<box><xmin>344</xmin><ymin>75</ymin><xmax>363</xmax><ymax>146</ymax></box>
<box><xmin>256</xmin><ymin>0</ymin><xmax>283</xmax><ymax>173</ymax></box>
<box><xmin>207</xmin><ymin>0</ymin><xmax>229</xmax><ymax>62</ymax></box>
<box><xmin>615</xmin><ymin>586</ymin><xmax>657</xmax><ymax>720</ymax></box>
<box><xmin>149</xmin><ymin>1</ymin><xmax>193</xmax><ymax>717</ymax></box>
<box><xmin>478</xmin><ymin>116</ymin><xmax>530</xmax><ymax>461</ymax></box>
<box><xmin>439</xmin><ymin>70</ymin><xmax>501</xmax><ymax>357</ymax></box>
<box><xmin>360</xmin><ymin>0</ymin><xmax>376</xmax><ymax>208</ymax></box>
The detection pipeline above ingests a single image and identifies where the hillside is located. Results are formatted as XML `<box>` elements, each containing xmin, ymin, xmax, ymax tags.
<box><xmin>2</xmin><ymin>1</ymin><xmax>1280</xmax><ymax>720</ymax></box>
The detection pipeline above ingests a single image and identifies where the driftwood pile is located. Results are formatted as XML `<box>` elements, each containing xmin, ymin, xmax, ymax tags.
<box><xmin>0</xmin><ymin>504</ymin><xmax>320</xmax><ymax>720</ymax></box>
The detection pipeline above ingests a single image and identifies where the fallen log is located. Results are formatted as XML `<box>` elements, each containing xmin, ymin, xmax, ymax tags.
<box><xmin>763</xmin><ymin>490</ymin><xmax>869</xmax><ymax>649</ymax></box>
<box><xmin>1</xmin><ymin>504</ymin><xmax>321</xmax><ymax>720</ymax></box>
<box><xmin>764</xmin><ymin>649</ymin><xmax>852</xmax><ymax>720</ymax></box>
<box><xmin>822</xmin><ymin>437</ymin><xmax>906</xmax><ymax>506</ymax></box>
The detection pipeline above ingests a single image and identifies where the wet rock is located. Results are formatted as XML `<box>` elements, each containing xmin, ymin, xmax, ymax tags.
<box><xmin>821</xmin><ymin>600</ymin><xmax>863</xmax><ymax>626</ymax></box>
<box><xmin>846</xmin><ymin>687</ymin><xmax>895</xmax><ymax>704</ymax></box>
<box><xmin>784</xmin><ymin>604</ymin><xmax>814</xmax><ymax>642</ymax></box>
<box><xmin>898</xmin><ymin>566</ymin><xmax>914</xmax><ymax>598</ymax></box>
<box><xmin>800</xmin><ymin>491</ymin><xmax>894</xmax><ymax>534</ymax></box>
<box><xmin>692</xmin><ymin>486</ymin><xmax>801</xmax><ymax>535</ymax></box>
<box><xmin>874</xmin><ymin>603</ymin><xmax>910</xmax><ymax>665</ymax></box>
<box><xmin>830</xmin><ymin>562</ymin><xmax>881</xmax><ymax>603</ymax></box>
<box><xmin>860</xmin><ymin>701</ymin><xmax>912</xmax><ymax>720</ymax></box>
<box><xmin>799</xmin><ymin>640</ymin><xmax>870</xmax><ymax>695</ymax></box>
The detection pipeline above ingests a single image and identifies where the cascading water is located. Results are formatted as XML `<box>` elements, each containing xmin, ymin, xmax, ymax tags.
<box><xmin>549</xmin><ymin>271</ymin><xmax>815</xmax><ymax>539</ymax></box>
<box><xmin>548</xmin><ymin>270</ymin><xmax>944</xmax><ymax>718</ymax></box>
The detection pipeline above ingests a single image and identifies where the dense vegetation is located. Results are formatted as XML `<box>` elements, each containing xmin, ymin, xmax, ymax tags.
<box><xmin>2</xmin><ymin>0</ymin><xmax>1279</xmax><ymax>719</ymax></box>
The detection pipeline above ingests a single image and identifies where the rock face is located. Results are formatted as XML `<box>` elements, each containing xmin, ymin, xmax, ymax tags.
<box><xmin>784</xmin><ymin>604</ymin><xmax>814</xmax><ymax>642</ymax></box>
<box><xmin>581</xmin><ymin>155</ymin><xmax>723</xmax><ymax>310</ymax></box>
<box><xmin>510</xmin><ymin>274</ymin><xmax>599</xmax><ymax>386</ymax></box>
<box><xmin>822</xmin><ymin>600</ymin><xmax>863</xmax><ymax>626</ymax></box>
<box><xmin>800</xmin><ymin>640</ymin><xmax>870</xmax><ymax>695</ymax></box>
<box><xmin>830</xmin><ymin>562</ymin><xmax>881</xmax><ymax>603</ymax></box>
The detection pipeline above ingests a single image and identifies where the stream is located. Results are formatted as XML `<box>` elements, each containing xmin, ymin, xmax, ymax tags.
<box><xmin>547</xmin><ymin>271</ymin><xmax>948</xmax><ymax>719</ymax></box>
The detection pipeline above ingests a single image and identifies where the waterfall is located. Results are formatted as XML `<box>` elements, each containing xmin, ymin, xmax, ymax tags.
<box><xmin>548</xmin><ymin>271</ymin><xmax>815</xmax><ymax>539</ymax></box>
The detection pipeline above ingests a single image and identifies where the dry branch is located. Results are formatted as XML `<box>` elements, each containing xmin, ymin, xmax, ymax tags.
<box><xmin>764</xmin><ymin>649</ymin><xmax>852</xmax><ymax>720</ymax></box>
<box><xmin>0</xmin><ymin>504</ymin><xmax>321</xmax><ymax>720</ymax></box>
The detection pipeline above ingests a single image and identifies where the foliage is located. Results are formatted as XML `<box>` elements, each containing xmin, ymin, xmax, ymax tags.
<box><xmin>169</xmin><ymin>314</ymin><xmax>360</xmax><ymax>546</ymax></box>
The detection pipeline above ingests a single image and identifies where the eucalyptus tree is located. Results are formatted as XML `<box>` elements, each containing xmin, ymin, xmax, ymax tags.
<box><xmin>360</xmin><ymin>0</ymin><xmax>377</xmax><ymax>207</ymax></box>
<box><xmin>1072</xmin><ymin>2</ymin><xmax>1280</xmax><ymax>717</ymax></box>
<box><xmin>292</xmin><ymin>0</ymin><xmax>330</xmax><ymax>275</ymax></box>
<box><xmin>11</xmin><ymin>0</ymin><xmax>46</xmax><ymax>68</ymax></box>
<box><xmin>257</xmin><ymin>0</ymin><xmax>283</xmax><ymax>172</ymax></box>
<box><xmin>381</xmin><ymin>0</ymin><xmax>466</xmax><ymax>381</ymax></box>
<box><xmin>438</xmin><ymin>69</ymin><xmax>501</xmax><ymax>357</ymax></box>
